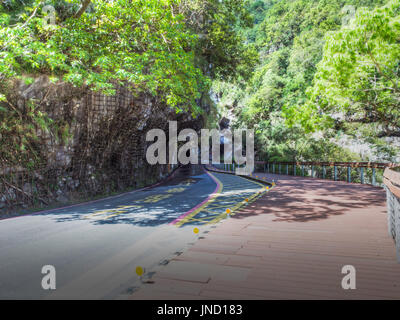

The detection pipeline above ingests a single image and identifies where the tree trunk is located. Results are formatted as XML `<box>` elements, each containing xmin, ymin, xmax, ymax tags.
<box><xmin>74</xmin><ymin>0</ymin><xmax>91</xmax><ymax>18</ymax></box>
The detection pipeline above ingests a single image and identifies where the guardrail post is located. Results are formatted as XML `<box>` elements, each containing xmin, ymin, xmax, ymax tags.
<box><xmin>387</xmin><ymin>187</ymin><xmax>400</xmax><ymax>262</ymax></box>
<box><xmin>302</xmin><ymin>165</ymin><xmax>305</xmax><ymax>176</ymax></box>
<box><xmin>267</xmin><ymin>163</ymin><xmax>269</xmax><ymax>173</ymax></box>
<box><xmin>360</xmin><ymin>167</ymin><xmax>364</xmax><ymax>184</ymax></box>
<box><xmin>311</xmin><ymin>165</ymin><xmax>314</xmax><ymax>178</ymax></box>
<box><xmin>383</xmin><ymin>168</ymin><xmax>400</xmax><ymax>262</ymax></box>
<box><xmin>385</xmin><ymin>186</ymin><xmax>396</xmax><ymax>239</ymax></box>
<box><xmin>264</xmin><ymin>163</ymin><xmax>266</xmax><ymax>173</ymax></box>
<box><xmin>293</xmin><ymin>164</ymin><xmax>296</xmax><ymax>176</ymax></box>
<box><xmin>286</xmin><ymin>164</ymin><xmax>289</xmax><ymax>175</ymax></box>
<box><xmin>347</xmin><ymin>166</ymin><xmax>351</xmax><ymax>183</ymax></box>
<box><xmin>322</xmin><ymin>166</ymin><xmax>326</xmax><ymax>179</ymax></box>
<box><xmin>372</xmin><ymin>167</ymin><xmax>376</xmax><ymax>186</ymax></box>
<box><xmin>396</xmin><ymin>196</ymin><xmax>400</xmax><ymax>262</ymax></box>
<box><xmin>272</xmin><ymin>163</ymin><xmax>275</xmax><ymax>174</ymax></box>
<box><xmin>334</xmin><ymin>166</ymin><xmax>337</xmax><ymax>181</ymax></box>
<box><xmin>278</xmin><ymin>163</ymin><xmax>281</xmax><ymax>174</ymax></box>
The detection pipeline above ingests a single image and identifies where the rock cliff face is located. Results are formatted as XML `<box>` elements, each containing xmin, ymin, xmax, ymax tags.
<box><xmin>0</xmin><ymin>76</ymin><xmax>203</xmax><ymax>212</ymax></box>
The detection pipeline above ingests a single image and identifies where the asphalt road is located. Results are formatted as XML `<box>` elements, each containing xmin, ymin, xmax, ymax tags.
<box><xmin>0</xmin><ymin>165</ymin><xmax>265</xmax><ymax>299</ymax></box>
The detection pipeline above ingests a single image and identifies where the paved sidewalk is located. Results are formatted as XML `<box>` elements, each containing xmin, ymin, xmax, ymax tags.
<box><xmin>129</xmin><ymin>173</ymin><xmax>400</xmax><ymax>299</ymax></box>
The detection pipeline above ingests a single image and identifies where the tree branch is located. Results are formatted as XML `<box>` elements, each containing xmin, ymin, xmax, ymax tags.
<box><xmin>74</xmin><ymin>0</ymin><xmax>91</xmax><ymax>18</ymax></box>
<box><xmin>377</xmin><ymin>130</ymin><xmax>400</xmax><ymax>138</ymax></box>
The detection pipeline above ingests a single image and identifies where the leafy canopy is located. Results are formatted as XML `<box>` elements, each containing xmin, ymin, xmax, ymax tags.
<box><xmin>0</xmin><ymin>0</ymin><xmax>207</xmax><ymax>113</ymax></box>
<box><xmin>288</xmin><ymin>0</ymin><xmax>400</xmax><ymax>139</ymax></box>
<box><xmin>214</xmin><ymin>0</ymin><xmax>396</xmax><ymax>162</ymax></box>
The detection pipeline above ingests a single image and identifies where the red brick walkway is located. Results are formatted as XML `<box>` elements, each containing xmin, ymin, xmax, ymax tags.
<box><xmin>130</xmin><ymin>173</ymin><xmax>400</xmax><ymax>299</ymax></box>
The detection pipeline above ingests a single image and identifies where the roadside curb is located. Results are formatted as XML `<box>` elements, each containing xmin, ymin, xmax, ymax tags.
<box><xmin>201</xmin><ymin>166</ymin><xmax>276</xmax><ymax>224</ymax></box>
<box><xmin>169</xmin><ymin>166</ymin><xmax>223</xmax><ymax>226</ymax></box>
<box><xmin>204</xmin><ymin>165</ymin><xmax>275</xmax><ymax>187</ymax></box>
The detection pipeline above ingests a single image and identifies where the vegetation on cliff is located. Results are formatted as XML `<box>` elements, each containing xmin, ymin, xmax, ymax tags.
<box><xmin>213</xmin><ymin>0</ymin><xmax>399</xmax><ymax>162</ymax></box>
<box><xmin>1</xmin><ymin>0</ymin><xmax>399</xmax><ymax>169</ymax></box>
<box><xmin>0</xmin><ymin>0</ymin><xmax>254</xmax><ymax>168</ymax></box>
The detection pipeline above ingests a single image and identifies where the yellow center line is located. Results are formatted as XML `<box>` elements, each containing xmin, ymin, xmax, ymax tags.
<box><xmin>84</xmin><ymin>210</ymin><xmax>116</xmax><ymax>218</ymax></box>
<box><xmin>103</xmin><ymin>210</ymin><xmax>128</xmax><ymax>219</ymax></box>
<box><xmin>197</xmin><ymin>209</ymin><xmax>227</xmax><ymax>215</ymax></box>
<box><xmin>205</xmin><ymin>173</ymin><xmax>267</xmax><ymax>225</ymax></box>
<box><xmin>180</xmin><ymin>215</ymin><xmax>218</xmax><ymax>223</ymax></box>
<box><xmin>84</xmin><ymin>205</ymin><xmax>143</xmax><ymax>220</ymax></box>
<box><xmin>175</xmin><ymin>172</ymin><xmax>224</xmax><ymax>227</ymax></box>
<box><xmin>177</xmin><ymin>171</ymin><xmax>269</xmax><ymax>227</ymax></box>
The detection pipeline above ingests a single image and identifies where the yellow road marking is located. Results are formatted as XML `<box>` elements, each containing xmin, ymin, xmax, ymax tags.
<box><xmin>140</xmin><ymin>194</ymin><xmax>172</xmax><ymax>203</ymax></box>
<box><xmin>179</xmin><ymin>178</ymin><xmax>196</xmax><ymax>186</ymax></box>
<box><xmin>175</xmin><ymin>172</ymin><xmax>223</xmax><ymax>227</ymax></box>
<box><xmin>85</xmin><ymin>209</ymin><xmax>118</xmax><ymax>218</ymax></box>
<box><xmin>136</xmin><ymin>266</ymin><xmax>144</xmax><ymax>276</ymax></box>
<box><xmin>85</xmin><ymin>205</ymin><xmax>143</xmax><ymax>220</ymax></box>
<box><xmin>181</xmin><ymin>215</ymin><xmax>220</xmax><ymax>223</ymax></box>
<box><xmin>201</xmin><ymin>203</ymin><xmax>238</xmax><ymax>210</ymax></box>
<box><xmin>199</xmin><ymin>209</ymin><xmax>227</xmax><ymax>215</ymax></box>
<box><xmin>118</xmin><ymin>205</ymin><xmax>141</xmax><ymax>209</ymax></box>
<box><xmin>103</xmin><ymin>210</ymin><xmax>128</xmax><ymax>219</ymax></box>
<box><xmin>177</xmin><ymin>171</ymin><xmax>270</xmax><ymax>227</ymax></box>
<box><xmin>206</xmin><ymin>175</ymin><xmax>267</xmax><ymax>225</ymax></box>
<box><xmin>166</xmin><ymin>187</ymin><xmax>186</xmax><ymax>193</ymax></box>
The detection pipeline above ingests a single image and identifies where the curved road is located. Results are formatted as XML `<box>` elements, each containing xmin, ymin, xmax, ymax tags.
<box><xmin>0</xmin><ymin>165</ymin><xmax>266</xmax><ymax>299</ymax></box>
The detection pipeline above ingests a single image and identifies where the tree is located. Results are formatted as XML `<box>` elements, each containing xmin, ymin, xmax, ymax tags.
<box><xmin>1</xmin><ymin>0</ymin><xmax>206</xmax><ymax>168</ymax></box>
<box><xmin>178</xmin><ymin>0</ymin><xmax>257</xmax><ymax>81</ymax></box>
<box><xmin>219</xmin><ymin>0</ymin><xmax>394</xmax><ymax>162</ymax></box>
<box><xmin>0</xmin><ymin>0</ymin><xmax>206</xmax><ymax>112</ymax></box>
<box><xmin>300</xmin><ymin>0</ymin><xmax>400</xmax><ymax>139</ymax></box>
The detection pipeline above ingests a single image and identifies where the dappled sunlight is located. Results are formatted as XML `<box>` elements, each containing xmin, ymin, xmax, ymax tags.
<box><xmin>232</xmin><ymin>173</ymin><xmax>386</xmax><ymax>223</ymax></box>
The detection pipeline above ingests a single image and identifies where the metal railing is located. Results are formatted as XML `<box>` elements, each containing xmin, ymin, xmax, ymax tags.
<box><xmin>383</xmin><ymin>167</ymin><xmax>400</xmax><ymax>262</ymax></box>
<box><xmin>254</xmin><ymin>161</ymin><xmax>397</xmax><ymax>186</ymax></box>
<box><xmin>212</xmin><ymin>160</ymin><xmax>400</xmax><ymax>260</ymax></box>
<box><xmin>214</xmin><ymin>160</ymin><xmax>400</xmax><ymax>261</ymax></box>
<box><xmin>212</xmin><ymin>163</ymin><xmax>238</xmax><ymax>172</ymax></box>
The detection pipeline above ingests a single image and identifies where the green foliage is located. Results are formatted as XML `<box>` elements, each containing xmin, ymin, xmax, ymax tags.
<box><xmin>0</xmin><ymin>0</ymin><xmax>255</xmax><ymax>112</ymax></box>
<box><xmin>0</xmin><ymin>94</ymin><xmax>52</xmax><ymax>166</ymax></box>
<box><xmin>3</xmin><ymin>0</ymin><xmax>397</xmax><ymax>167</ymax></box>
<box><xmin>179</xmin><ymin>0</ymin><xmax>258</xmax><ymax>82</ymax></box>
<box><xmin>214</xmin><ymin>0</ymin><xmax>395</xmax><ymax>162</ymax></box>
<box><xmin>0</xmin><ymin>0</ymin><xmax>254</xmax><ymax>168</ymax></box>
<box><xmin>0</xmin><ymin>0</ymin><xmax>206</xmax><ymax>113</ymax></box>
<box><xmin>254</xmin><ymin>113</ymin><xmax>361</xmax><ymax>161</ymax></box>
<box><xmin>290</xmin><ymin>0</ymin><xmax>400</xmax><ymax>141</ymax></box>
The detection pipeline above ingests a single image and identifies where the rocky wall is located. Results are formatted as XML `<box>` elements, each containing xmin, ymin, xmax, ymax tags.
<box><xmin>0</xmin><ymin>76</ymin><xmax>203</xmax><ymax>212</ymax></box>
